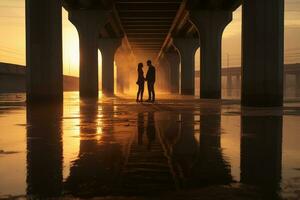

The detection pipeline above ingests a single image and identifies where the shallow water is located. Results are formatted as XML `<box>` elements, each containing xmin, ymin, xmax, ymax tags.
<box><xmin>0</xmin><ymin>92</ymin><xmax>300</xmax><ymax>199</ymax></box>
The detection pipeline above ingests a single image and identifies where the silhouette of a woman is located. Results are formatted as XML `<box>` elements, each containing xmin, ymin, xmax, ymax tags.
<box><xmin>136</xmin><ymin>63</ymin><xmax>145</xmax><ymax>102</ymax></box>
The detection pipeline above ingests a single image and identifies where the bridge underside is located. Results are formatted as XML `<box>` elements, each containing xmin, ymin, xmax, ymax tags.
<box><xmin>26</xmin><ymin>0</ymin><xmax>284</xmax><ymax>107</ymax></box>
<box><xmin>116</xmin><ymin>0</ymin><xmax>182</xmax><ymax>56</ymax></box>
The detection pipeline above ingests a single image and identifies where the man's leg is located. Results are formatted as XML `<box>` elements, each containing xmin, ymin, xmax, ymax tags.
<box><xmin>148</xmin><ymin>83</ymin><xmax>152</xmax><ymax>101</ymax></box>
<box><xmin>141</xmin><ymin>83</ymin><xmax>144</xmax><ymax>101</ymax></box>
<box><xmin>152</xmin><ymin>84</ymin><xmax>155</xmax><ymax>102</ymax></box>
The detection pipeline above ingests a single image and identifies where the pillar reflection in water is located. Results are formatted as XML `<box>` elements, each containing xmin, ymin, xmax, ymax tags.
<box><xmin>137</xmin><ymin>112</ymin><xmax>145</xmax><ymax>145</ymax></box>
<box><xmin>157</xmin><ymin>113</ymin><xmax>181</xmax><ymax>152</ymax></box>
<box><xmin>157</xmin><ymin>108</ymin><xmax>232</xmax><ymax>188</ymax></box>
<box><xmin>65</xmin><ymin>99</ymin><xmax>123</xmax><ymax>197</ymax></box>
<box><xmin>26</xmin><ymin>103</ymin><xmax>63</xmax><ymax>198</ymax></box>
<box><xmin>171</xmin><ymin>112</ymin><xmax>198</xmax><ymax>187</ymax></box>
<box><xmin>189</xmin><ymin>107</ymin><xmax>232</xmax><ymax>187</ymax></box>
<box><xmin>146</xmin><ymin>111</ymin><xmax>156</xmax><ymax>150</ymax></box>
<box><xmin>240</xmin><ymin>115</ymin><xmax>283</xmax><ymax>199</ymax></box>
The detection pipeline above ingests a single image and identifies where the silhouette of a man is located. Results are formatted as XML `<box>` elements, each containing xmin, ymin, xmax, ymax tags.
<box><xmin>146</xmin><ymin>60</ymin><xmax>156</xmax><ymax>102</ymax></box>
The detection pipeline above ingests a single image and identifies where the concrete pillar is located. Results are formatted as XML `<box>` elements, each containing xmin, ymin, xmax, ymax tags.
<box><xmin>240</xmin><ymin>115</ymin><xmax>282</xmax><ymax>198</ymax></box>
<box><xmin>126</xmin><ymin>54</ymin><xmax>136</xmax><ymax>92</ymax></box>
<box><xmin>26</xmin><ymin>0</ymin><xmax>63</xmax><ymax>103</ymax></box>
<box><xmin>115</xmin><ymin>48</ymin><xmax>126</xmax><ymax>94</ymax></box>
<box><xmin>296</xmin><ymin>73</ymin><xmax>300</xmax><ymax>98</ymax></box>
<box><xmin>69</xmin><ymin>10</ymin><xmax>109</xmax><ymax>98</ymax></box>
<box><xmin>158</xmin><ymin>57</ymin><xmax>171</xmax><ymax>92</ymax></box>
<box><xmin>190</xmin><ymin>11</ymin><xmax>232</xmax><ymax>99</ymax></box>
<box><xmin>124</xmin><ymin>62</ymin><xmax>132</xmax><ymax>92</ymax></box>
<box><xmin>241</xmin><ymin>0</ymin><xmax>284</xmax><ymax>106</ymax></box>
<box><xmin>173</xmin><ymin>38</ymin><xmax>199</xmax><ymax>95</ymax></box>
<box><xmin>116</xmin><ymin>50</ymin><xmax>133</xmax><ymax>93</ymax></box>
<box><xmin>115</xmin><ymin>58</ymin><xmax>123</xmax><ymax>94</ymax></box>
<box><xmin>98</xmin><ymin>38</ymin><xmax>122</xmax><ymax>96</ymax></box>
<box><xmin>165</xmin><ymin>50</ymin><xmax>180</xmax><ymax>94</ymax></box>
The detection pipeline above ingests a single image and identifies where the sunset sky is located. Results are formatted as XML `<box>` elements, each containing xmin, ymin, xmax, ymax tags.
<box><xmin>0</xmin><ymin>0</ymin><xmax>300</xmax><ymax>77</ymax></box>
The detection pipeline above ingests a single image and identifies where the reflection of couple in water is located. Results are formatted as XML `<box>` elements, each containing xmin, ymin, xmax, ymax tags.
<box><xmin>138</xmin><ymin>112</ymin><xmax>156</xmax><ymax>150</ymax></box>
<box><xmin>136</xmin><ymin>60</ymin><xmax>156</xmax><ymax>103</ymax></box>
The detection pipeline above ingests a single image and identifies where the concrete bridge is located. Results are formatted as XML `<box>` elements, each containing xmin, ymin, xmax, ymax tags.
<box><xmin>215</xmin><ymin>64</ymin><xmax>300</xmax><ymax>97</ymax></box>
<box><xmin>0</xmin><ymin>62</ymin><xmax>79</xmax><ymax>92</ymax></box>
<box><xmin>195</xmin><ymin>63</ymin><xmax>300</xmax><ymax>97</ymax></box>
<box><xmin>25</xmin><ymin>0</ymin><xmax>284</xmax><ymax>107</ymax></box>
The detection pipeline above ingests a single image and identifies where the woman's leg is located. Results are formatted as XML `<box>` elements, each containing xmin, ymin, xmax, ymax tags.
<box><xmin>147</xmin><ymin>83</ymin><xmax>152</xmax><ymax>101</ymax></box>
<box><xmin>137</xmin><ymin>85</ymin><xmax>141</xmax><ymax>101</ymax></box>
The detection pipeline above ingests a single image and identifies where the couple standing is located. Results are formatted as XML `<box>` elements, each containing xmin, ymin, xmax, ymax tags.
<box><xmin>136</xmin><ymin>60</ymin><xmax>156</xmax><ymax>103</ymax></box>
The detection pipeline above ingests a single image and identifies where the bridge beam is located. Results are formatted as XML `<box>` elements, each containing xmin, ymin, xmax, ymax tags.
<box><xmin>173</xmin><ymin>38</ymin><xmax>199</xmax><ymax>95</ymax></box>
<box><xmin>26</xmin><ymin>0</ymin><xmax>63</xmax><ymax>103</ymax></box>
<box><xmin>241</xmin><ymin>0</ymin><xmax>284</xmax><ymax>107</ymax></box>
<box><xmin>99</xmin><ymin>38</ymin><xmax>122</xmax><ymax>96</ymax></box>
<box><xmin>191</xmin><ymin>11</ymin><xmax>232</xmax><ymax>99</ymax></box>
<box><xmin>69</xmin><ymin>10</ymin><xmax>109</xmax><ymax>98</ymax></box>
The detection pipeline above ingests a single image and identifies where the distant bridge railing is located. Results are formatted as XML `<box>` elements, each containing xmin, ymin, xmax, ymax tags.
<box><xmin>195</xmin><ymin>63</ymin><xmax>300</xmax><ymax>98</ymax></box>
<box><xmin>195</xmin><ymin>63</ymin><xmax>300</xmax><ymax>77</ymax></box>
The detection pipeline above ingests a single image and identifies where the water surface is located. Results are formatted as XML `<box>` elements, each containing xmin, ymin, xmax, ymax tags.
<box><xmin>0</xmin><ymin>92</ymin><xmax>300</xmax><ymax>199</ymax></box>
